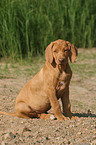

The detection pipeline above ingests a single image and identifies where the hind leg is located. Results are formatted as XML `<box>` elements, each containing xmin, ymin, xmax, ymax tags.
<box><xmin>15</xmin><ymin>102</ymin><xmax>55</xmax><ymax>120</ymax></box>
<box><xmin>15</xmin><ymin>102</ymin><xmax>39</xmax><ymax>118</ymax></box>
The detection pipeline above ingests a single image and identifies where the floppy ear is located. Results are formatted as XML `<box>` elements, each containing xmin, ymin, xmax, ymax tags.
<box><xmin>67</xmin><ymin>41</ymin><xmax>78</xmax><ymax>63</ymax></box>
<box><xmin>45</xmin><ymin>42</ymin><xmax>54</xmax><ymax>64</ymax></box>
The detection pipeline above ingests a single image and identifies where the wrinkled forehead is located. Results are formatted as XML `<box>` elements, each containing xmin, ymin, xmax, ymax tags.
<box><xmin>53</xmin><ymin>40</ymin><xmax>68</xmax><ymax>50</ymax></box>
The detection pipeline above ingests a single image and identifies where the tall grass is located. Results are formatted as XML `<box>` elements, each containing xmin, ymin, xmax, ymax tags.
<box><xmin>0</xmin><ymin>0</ymin><xmax>96</xmax><ymax>62</ymax></box>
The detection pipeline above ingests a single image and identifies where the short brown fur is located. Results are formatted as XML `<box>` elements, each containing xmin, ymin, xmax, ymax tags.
<box><xmin>0</xmin><ymin>39</ymin><xmax>78</xmax><ymax>120</ymax></box>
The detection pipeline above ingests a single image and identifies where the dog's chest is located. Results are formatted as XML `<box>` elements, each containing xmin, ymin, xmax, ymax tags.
<box><xmin>56</xmin><ymin>71</ymin><xmax>71</xmax><ymax>97</ymax></box>
<box><xmin>57</xmin><ymin>71</ymin><xmax>67</xmax><ymax>88</ymax></box>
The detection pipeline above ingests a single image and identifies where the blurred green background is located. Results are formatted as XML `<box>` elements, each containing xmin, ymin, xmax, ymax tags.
<box><xmin>0</xmin><ymin>0</ymin><xmax>96</xmax><ymax>62</ymax></box>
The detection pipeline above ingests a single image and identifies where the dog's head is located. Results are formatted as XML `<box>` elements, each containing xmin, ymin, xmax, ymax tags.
<box><xmin>45</xmin><ymin>39</ymin><xmax>78</xmax><ymax>66</ymax></box>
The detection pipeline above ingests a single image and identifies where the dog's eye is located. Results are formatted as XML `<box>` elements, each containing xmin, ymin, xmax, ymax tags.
<box><xmin>64</xmin><ymin>49</ymin><xmax>68</xmax><ymax>52</ymax></box>
<box><xmin>54</xmin><ymin>50</ymin><xmax>57</xmax><ymax>53</ymax></box>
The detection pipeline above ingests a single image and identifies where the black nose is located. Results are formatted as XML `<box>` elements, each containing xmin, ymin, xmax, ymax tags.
<box><xmin>59</xmin><ymin>58</ymin><xmax>65</xmax><ymax>63</ymax></box>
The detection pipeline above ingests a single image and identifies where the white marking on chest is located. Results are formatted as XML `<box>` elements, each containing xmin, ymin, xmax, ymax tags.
<box><xmin>61</xmin><ymin>81</ymin><xmax>64</xmax><ymax>85</ymax></box>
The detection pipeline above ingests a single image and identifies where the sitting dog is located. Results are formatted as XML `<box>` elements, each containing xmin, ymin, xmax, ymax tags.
<box><xmin>0</xmin><ymin>39</ymin><xmax>78</xmax><ymax>120</ymax></box>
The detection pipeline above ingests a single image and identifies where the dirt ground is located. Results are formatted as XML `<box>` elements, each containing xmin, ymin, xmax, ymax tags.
<box><xmin>0</xmin><ymin>49</ymin><xmax>96</xmax><ymax>145</ymax></box>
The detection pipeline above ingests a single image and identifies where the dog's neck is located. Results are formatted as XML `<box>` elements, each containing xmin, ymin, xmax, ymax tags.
<box><xmin>58</xmin><ymin>64</ymin><xmax>67</xmax><ymax>73</ymax></box>
<box><xmin>46</xmin><ymin>61</ymin><xmax>67</xmax><ymax>74</ymax></box>
<box><xmin>51</xmin><ymin>59</ymin><xmax>67</xmax><ymax>73</ymax></box>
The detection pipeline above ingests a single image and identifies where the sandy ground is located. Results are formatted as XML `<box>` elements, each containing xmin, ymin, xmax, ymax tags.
<box><xmin>0</xmin><ymin>49</ymin><xmax>96</xmax><ymax>145</ymax></box>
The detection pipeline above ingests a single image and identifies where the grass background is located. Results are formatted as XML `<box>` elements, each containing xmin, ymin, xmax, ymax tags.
<box><xmin>0</xmin><ymin>49</ymin><xmax>96</xmax><ymax>79</ymax></box>
<box><xmin>0</xmin><ymin>0</ymin><xmax>96</xmax><ymax>62</ymax></box>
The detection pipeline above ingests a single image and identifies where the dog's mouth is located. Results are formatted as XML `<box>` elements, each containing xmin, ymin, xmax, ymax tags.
<box><xmin>58</xmin><ymin>62</ymin><xmax>65</xmax><ymax>65</ymax></box>
<box><xmin>53</xmin><ymin>57</ymin><xmax>67</xmax><ymax>66</ymax></box>
<box><xmin>58</xmin><ymin>58</ymin><xmax>67</xmax><ymax>65</ymax></box>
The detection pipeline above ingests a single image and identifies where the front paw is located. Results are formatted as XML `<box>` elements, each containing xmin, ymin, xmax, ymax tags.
<box><xmin>57</xmin><ymin>115</ymin><xmax>68</xmax><ymax>121</ymax></box>
<box><xmin>70</xmin><ymin>116</ymin><xmax>78</xmax><ymax>120</ymax></box>
<box><xmin>63</xmin><ymin>112</ymin><xmax>72</xmax><ymax>119</ymax></box>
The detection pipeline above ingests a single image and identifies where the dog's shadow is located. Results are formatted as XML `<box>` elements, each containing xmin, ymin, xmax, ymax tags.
<box><xmin>72</xmin><ymin>112</ymin><xmax>96</xmax><ymax>118</ymax></box>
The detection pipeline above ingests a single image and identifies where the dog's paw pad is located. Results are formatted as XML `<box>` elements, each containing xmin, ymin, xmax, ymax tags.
<box><xmin>50</xmin><ymin>115</ymin><xmax>56</xmax><ymax>120</ymax></box>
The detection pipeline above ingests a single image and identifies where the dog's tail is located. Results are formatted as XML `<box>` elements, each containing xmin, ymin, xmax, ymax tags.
<box><xmin>0</xmin><ymin>111</ymin><xmax>17</xmax><ymax>117</ymax></box>
<box><xmin>0</xmin><ymin>111</ymin><xmax>30</xmax><ymax>118</ymax></box>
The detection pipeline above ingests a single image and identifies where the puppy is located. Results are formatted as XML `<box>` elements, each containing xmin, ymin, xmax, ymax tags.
<box><xmin>0</xmin><ymin>39</ymin><xmax>78</xmax><ymax>120</ymax></box>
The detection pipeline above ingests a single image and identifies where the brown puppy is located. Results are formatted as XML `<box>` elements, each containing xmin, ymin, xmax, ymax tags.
<box><xmin>0</xmin><ymin>39</ymin><xmax>78</xmax><ymax>120</ymax></box>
